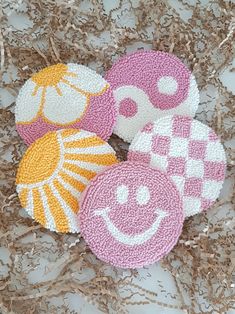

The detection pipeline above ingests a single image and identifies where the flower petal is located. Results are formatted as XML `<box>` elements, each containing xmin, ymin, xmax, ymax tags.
<box><xmin>64</xmin><ymin>63</ymin><xmax>108</xmax><ymax>95</ymax></box>
<box><xmin>15</xmin><ymin>79</ymin><xmax>42</xmax><ymax>123</ymax></box>
<box><xmin>42</xmin><ymin>82</ymin><xmax>88</xmax><ymax>125</ymax></box>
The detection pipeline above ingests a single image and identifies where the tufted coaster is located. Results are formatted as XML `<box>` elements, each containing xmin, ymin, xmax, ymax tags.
<box><xmin>79</xmin><ymin>161</ymin><xmax>184</xmax><ymax>268</ymax></box>
<box><xmin>16</xmin><ymin>129</ymin><xmax>118</xmax><ymax>233</ymax></box>
<box><xmin>15</xmin><ymin>63</ymin><xmax>117</xmax><ymax>145</ymax></box>
<box><xmin>105</xmin><ymin>50</ymin><xmax>199</xmax><ymax>143</ymax></box>
<box><xmin>128</xmin><ymin>115</ymin><xmax>226</xmax><ymax>217</ymax></box>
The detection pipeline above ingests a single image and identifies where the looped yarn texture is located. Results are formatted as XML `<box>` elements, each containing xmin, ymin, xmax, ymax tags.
<box><xmin>16</xmin><ymin>129</ymin><xmax>118</xmax><ymax>233</ymax></box>
<box><xmin>128</xmin><ymin>115</ymin><xmax>226</xmax><ymax>217</ymax></box>
<box><xmin>105</xmin><ymin>50</ymin><xmax>199</xmax><ymax>142</ymax></box>
<box><xmin>15</xmin><ymin>63</ymin><xmax>117</xmax><ymax>145</ymax></box>
<box><xmin>79</xmin><ymin>161</ymin><xmax>184</xmax><ymax>268</ymax></box>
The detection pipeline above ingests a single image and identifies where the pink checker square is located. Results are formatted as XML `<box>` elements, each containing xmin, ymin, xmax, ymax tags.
<box><xmin>208</xmin><ymin>130</ymin><xmax>218</xmax><ymax>141</ymax></box>
<box><xmin>172</xmin><ymin>115</ymin><xmax>192</xmax><ymax>138</ymax></box>
<box><xmin>128</xmin><ymin>151</ymin><xmax>151</xmax><ymax>164</ymax></box>
<box><xmin>189</xmin><ymin>140</ymin><xmax>207</xmax><ymax>160</ymax></box>
<box><xmin>204</xmin><ymin>161</ymin><xmax>225</xmax><ymax>181</ymax></box>
<box><xmin>184</xmin><ymin>178</ymin><xmax>203</xmax><ymax>197</ymax></box>
<box><xmin>201</xmin><ymin>198</ymin><xmax>215</xmax><ymax>211</ymax></box>
<box><xmin>152</xmin><ymin>135</ymin><xmax>170</xmax><ymax>156</ymax></box>
<box><xmin>167</xmin><ymin>157</ymin><xmax>186</xmax><ymax>176</ymax></box>
<box><xmin>142</xmin><ymin>122</ymin><xmax>154</xmax><ymax>133</ymax></box>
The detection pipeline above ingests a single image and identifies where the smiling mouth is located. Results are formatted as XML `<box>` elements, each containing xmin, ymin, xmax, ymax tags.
<box><xmin>94</xmin><ymin>207</ymin><xmax>168</xmax><ymax>246</ymax></box>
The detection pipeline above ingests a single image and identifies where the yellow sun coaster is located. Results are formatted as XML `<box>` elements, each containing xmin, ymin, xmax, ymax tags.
<box><xmin>16</xmin><ymin>129</ymin><xmax>118</xmax><ymax>233</ymax></box>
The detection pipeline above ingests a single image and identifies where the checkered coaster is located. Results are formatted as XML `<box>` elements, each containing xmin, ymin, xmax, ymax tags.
<box><xmin>128</xmin><ymin>115</ymin><xmax>226</xmax><ymax>217</ymax></box>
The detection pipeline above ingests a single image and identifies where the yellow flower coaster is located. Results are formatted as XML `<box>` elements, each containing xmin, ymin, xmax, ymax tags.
<box><xmin>15</xmin><ymin>63</ymin><xmax>116</xmax><ymax>145</ymax></box>
<box><xmin>16</xmin><ymin>129</ymin><xmax>118</xmax><ymax>233</ymax></box>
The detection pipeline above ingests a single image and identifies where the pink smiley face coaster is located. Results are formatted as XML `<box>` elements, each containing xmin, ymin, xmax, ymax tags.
<box><xmin>79</xmin><ymin>161</ymin><xmax>184</xmax><ymax>268</ymax></box>
<box><xmin>128</xmin><ymin>115</ymin><xmax>227</xmax><ymax>217</ymax></box>
<box><xmin>105</xmin><ymin>50</ymin><xmax>199</xmax><ymax>142</ymax></box>
<box><xmin>15</xmin><ymin>63</ymin><xmax>117</xmax><ymax>145</ymax></box>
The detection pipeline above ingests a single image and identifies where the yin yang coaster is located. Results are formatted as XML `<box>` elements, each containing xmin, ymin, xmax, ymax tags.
<box><xmin>15</xmin><ymin>63</ymin><xmax>117</xmax><ymax>145</ymax></box>
<box><xmin>16</xmin><ymin>129</ymin><xmax>118</xmax><ymax>233</ymax></box>
<box><xmin>128</xmin><ymin>115</ymin><xmax>226</xmax><ymax>217</ymax></box>
<box><xmin>79</xmin><ymin>161</ymin><xmax>184</xmax><ymax>268</ymax></box>
<box><xmin>105</xmin><ymin>50</ymin><xmax>199</xmax><ymax>142</ymax></box>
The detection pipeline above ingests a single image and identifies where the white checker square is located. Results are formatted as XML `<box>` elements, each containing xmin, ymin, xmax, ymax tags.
<box><xmin>183</xmin><ymin>196</ymin><xmax>202</xmax><ymax>216</ymax></box>
<box><xmin>150</xmin><ymin>153</ymin><xmax>168</xmax><ymax>171</ymax></box>
<box><xmin>205</xmin><ymin>141</ymin><xmax>226</xmax><ymax>162</ymax></box>
<box><xmin>190</xmin><ymin>121</ymin><xmax>209</xmax><ymax>140</ymax></box>
<box><xmin>131</xmin><ymin>132</ymin><xmax>153</xmax><ymax>153</ymax></box>
<box><xmin>171</xmin><ymin>176</ymin><xmax>185</xmax><ymax>194</ymax></box>
<box><xmin>153</xmin><ymin>118</ymin><xmax>173</xmax><ymax>137</ymax></box>
<box><xmin>202</xmin><ymin>180</ymin><xmax>223</xmax><ymax>200</ymax></box>
<box><xmin>186</xmin><ymin>159</ymin><xmax>204</xmax><ymax>178</ymax></box>
<box><xmin>169</xmin><ymin>137</ymin><xmax>189</xmax><ymax>157</ymax></box>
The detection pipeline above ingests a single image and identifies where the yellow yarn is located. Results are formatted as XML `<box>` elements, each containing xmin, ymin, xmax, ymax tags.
<box><xmin>16</xmin><ymin>129</ymin><xmax>118</xmax><ymax>233</ymax></box>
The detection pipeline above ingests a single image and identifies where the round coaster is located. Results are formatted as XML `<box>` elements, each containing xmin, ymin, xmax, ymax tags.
<box><xmin>15</xmin><ymin>63</ymin><xmax>117</xmax><ymax>145</ymax></box>
<box><xmin>79</xmin><ymin>161</ymin><xmax>184</xmax><ymax>268</ymax></box>
<box><xmin>128</xmin><ymin>115</ymin><xmax>226</xmax><ymax>217</ymax></box>
<box><xmin>16</xmin><ymin>129</ymin><xmax>118</xmax><ymax>233</ymax></box>
<box><xmin>105</xmin><ymin>50</ymin><xmax>199</xmax><ymax>142</ymax></box>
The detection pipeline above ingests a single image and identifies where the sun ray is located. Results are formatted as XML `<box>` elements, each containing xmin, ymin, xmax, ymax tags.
<box><xmin>53</xmin><ymin>179</ymin><xmax>79</xmax><ymax>214</ymax></box>
<box><xmin>65</xmin><ymin>159</ymin><xmax>105</xmax><ymax>173</ymax></box>
<box><xmin>64</xmin><ymin>153</ymin><xmax>117</xmax><ymax>166</ymax></box>
<box><xmin>49</xmin><ymin>182</ymin><xmax>79</xmax><ymax>231</ymax></box>
<box><xmin>59</xmin><ymin>171</ymin><xmax>86</xmax><ymax>192</ymax></box>
<box><xmin>27</xmin><ymin>190</ymin><xmax>34</xmax><ymax>217</ymax></box>
<box><xmin>19</xmin><ymin>188</ymin><xmax>29</xmax><ymax>208</ymax></box>
<box><xmin>56</xmin><ymin>176</ymin><xmax>81</xmax><ymax>198</ymax></box>
<box><xmin>64</xmin><ymin>136</ymin><xmax>105</xmax><ymax>149</ymax></box>
<box><xmin>32</xmin><ymin>85</ymin><xmax>40</xmax><ymax>96</ymax></box>
<box><xmin>44</xmin><ymin>184</ymin><xmax>70</xmax><ymax>233</ymax></box>
<box><xmin>39</xmin><ymin>186</ymin><xmax>56</xmax><ymax>231</ymax></box>
<box><xmin>26</xmin><ymin>189</ymin><xmax>34</xmax><ymax>218</ymax></box>
<box><xmin>63</xmin><ymin>162</ymin><xmax>96</xmax><ymax>180</ymax></box>
<box><xmin>55</xmin><ymin>85</ymin><xmax>62</xmax><ymax>96</ymax></box>
<box><xmin>62</xmin><ymin>168</ymin><xmax>89</xmax><ymax>185</ymax></box>
<box><xmin>62</xmin><ymin>130</ymin><xmax>93</xmax><ymax>143</ymax></box>
<box><xmin>32</xmin><ymin>188</ymin><xmax>46</xmax><ymax>227</ymax></box>
<box><xmin>64</xmin><ymin>144</ymin><xmax>111</xmax><ymax>155</ymax></box>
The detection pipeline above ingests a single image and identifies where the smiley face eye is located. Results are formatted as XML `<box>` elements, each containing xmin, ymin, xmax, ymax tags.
<box><xmin>136</xmin><ymin>186</ymin><xmax>150</xmax><ymax>205</ymax></box>
<box><xmin>116</xmin><ymin>184</ymin><xmax>129</xmax><ymax>204</ymax></box>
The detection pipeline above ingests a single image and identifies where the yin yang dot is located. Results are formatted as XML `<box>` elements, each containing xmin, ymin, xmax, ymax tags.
<box><xmin>136</xmin><ymin>186</ymin><xmax>150</xmax><ymax>205</ymax></box>
<box><xmin>157</xmin><ymin>76</ymin><xmax>178</xmax><ymax>95</ymax></box>
<box><xmin>116</xmin><ymin>185</ymin><xmax>129</xmax><ymax>204</ymax></box>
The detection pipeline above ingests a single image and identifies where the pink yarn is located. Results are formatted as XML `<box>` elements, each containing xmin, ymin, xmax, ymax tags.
<box><xmin>119</xmin><ymin>98</ymin><xmax>138</xmax><ymax>117</ymax></box>
<box><xmin>105</xmin><ymin>50</ymin><xmax>190</xmax><ymax>110</ymax></box>
<box><xmin>128</xmin><ymin>115</ymin><xmax>227</xmax><ymax>217</ymax></box>
<box><xmin>16</xmin><ymin>87</ymin><xmax>116</xmax><ymax>146</ymax></box>
<box><xmin>79</xmin><ymin>161</ymin><xmax>184</xmax><ymax>268</ymax></box>
<box><xmin>105</xmin><ymin>50</ymin><xmax>199</xmax><ymax>143</ymax></box>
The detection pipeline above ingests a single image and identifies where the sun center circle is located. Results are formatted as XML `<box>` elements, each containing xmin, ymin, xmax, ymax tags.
<box><xmin>31</xmin><ymin>63</ymin><xmax>68</xmax><ymax>87</ymax></box>
<box><xmin>16</xmin><ymin>132</ymin><xmax>61</xmax><ymax>185</ymax></box>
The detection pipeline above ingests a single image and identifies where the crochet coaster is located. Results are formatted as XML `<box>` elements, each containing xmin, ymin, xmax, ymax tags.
<box><xmin>105</xmin><ymin>50</ymin><xmax>199</xmax><ymax>142</ymax></box>
<box><xmin>16</xmin><ymin>129</ymin><xmax>118</xmax><ymax>233</ymax></box>
<box><xmin>15</xmin><ymin>63</ymin><xmax>117</xmax><ymax>145</ymax></box>
<box><xmin>128</xmin><ymin>115</ymin><xmax>226</xmax><ymax>217</ymax></box>
<box><xmin>79</xmin><ymin>161</ymin><xmax>184</xmax><ymax>268</ymax></box>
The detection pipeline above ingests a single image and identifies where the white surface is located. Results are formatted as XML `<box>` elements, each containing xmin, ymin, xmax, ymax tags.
<box><xmin>0</xmin><ymin>0</ymin><xmax>234</xmax><ymax>313</ymax></box>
